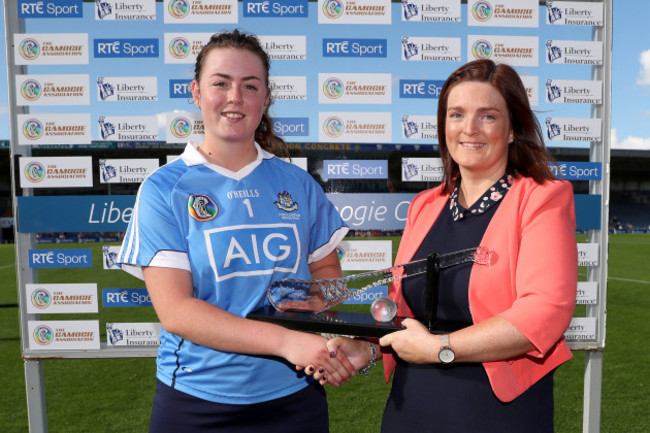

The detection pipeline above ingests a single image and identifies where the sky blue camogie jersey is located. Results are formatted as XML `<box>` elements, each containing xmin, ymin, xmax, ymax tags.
<box><xmin>117</xmin><ymin>142</ymin><xmax>348</xmax><ymax>404</ymax></box>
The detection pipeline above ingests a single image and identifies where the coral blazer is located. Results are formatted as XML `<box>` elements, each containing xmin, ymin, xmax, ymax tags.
<box><xmin>383</xmin><ymin>176</ymin><xmax>578</xmax><ymax>402</ymax></box>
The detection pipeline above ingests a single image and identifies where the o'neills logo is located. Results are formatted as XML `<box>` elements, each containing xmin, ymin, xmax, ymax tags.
<box><xmin>170</xmin><ymin>117</ymin><xmax>192</xmax><ymax>138</ymax></box>
<box><xmin>33</xmin><ymin>325</ymin><xmax>54</xmax><ymax>345</ymax></box>
<box><xmin>323</xmin><ymin>0</ymin><xmax>344</xmax><ymax>18</ymax></box>
<box><xmin>169</xmin><ymin>37</ymin><xmax>190</xmax><ymax>59</ymax></box>
<box><xmin>472</xmin><ymin>1</ymin><xmax>492</xmax><ymax>21</ymax></box>
<box><xmin>323</xmin><ymin>117</ymin><xmax>345</xmax><ymax>137</ymax></box>
<box><xmin>23</xmin><ymin>119</ymin><xmax>43</xmax><ymax>140</ymax></box>
<box><xmin>25</xmin><ymin>162</ymin><xmax>45</xmax><ymax>182</ymax></box>
<box><xmin>168</xmin><ymin>0</ymin><xmax>190</xmax><ymax>18</ymax></box>
<box><xmin>20</xmin><ymin>38</ymin><xmax>40</xmax><ymax>60</ymax></box>
<box><xmin>323</xmin><ymin>78</ymin><xmax>344</xmax><ymax>99</ymax></box>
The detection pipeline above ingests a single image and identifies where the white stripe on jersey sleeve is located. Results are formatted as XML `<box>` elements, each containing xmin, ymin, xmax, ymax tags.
<box><xmin>308</xmin><ymin>226</ymin><xmax>350</xmax><ymax>264</ymax></box>
<box><xmin>120</xmin><ymin>250</ymin><xmax>191</xmax><ymax>281</ymax></box>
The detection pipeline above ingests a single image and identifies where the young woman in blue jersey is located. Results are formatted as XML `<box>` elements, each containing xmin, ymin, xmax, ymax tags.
<box><xmin>118</xmin><ymin>30</ymin><xmax>355</xmax><ymax>432</ymax></box>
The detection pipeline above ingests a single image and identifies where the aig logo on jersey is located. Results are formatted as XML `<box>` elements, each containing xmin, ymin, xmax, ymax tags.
<box><xmin>205</xmin><ymin>224</ymin><xmax>300</xmax><ymax>282</ymax></box>
<box><xmin>188</xmin><ymin>194</ymin><xmax>218</xmax><ymax>222</ymax></box>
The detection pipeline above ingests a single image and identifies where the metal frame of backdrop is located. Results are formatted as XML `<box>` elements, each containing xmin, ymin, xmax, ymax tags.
<box><xmin>4</xmin><ymin>1</ymin><xmax>611</xmax><ymax>432</ymax></box>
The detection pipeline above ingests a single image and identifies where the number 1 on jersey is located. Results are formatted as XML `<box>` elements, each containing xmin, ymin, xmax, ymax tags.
<box><xmin>243</xmin><ymin>199</ymin><xmax>254</xmax><ymax>218</ymax></box>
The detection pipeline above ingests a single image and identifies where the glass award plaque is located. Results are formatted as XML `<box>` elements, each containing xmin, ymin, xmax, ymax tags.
<box><xmin>247</xmin><ymin>246</ymin><xmax>492</xmax><ymax>337</ymax></box>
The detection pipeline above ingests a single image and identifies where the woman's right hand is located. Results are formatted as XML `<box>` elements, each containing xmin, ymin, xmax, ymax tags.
<box><xmin>282</xmin><ymin>332</ymin><xmax>356</xmax><ymax>386</ymax></box>
<box><xmin>300</xmin><ymin>337</ymin><xmax>375</xmax><ymax>385</ymax></box>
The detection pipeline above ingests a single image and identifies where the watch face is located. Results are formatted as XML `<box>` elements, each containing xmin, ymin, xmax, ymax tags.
<box><xmin>439</xmin><ymin>348</ymin><xmax>455</xmax><ymax>364</ymax></box>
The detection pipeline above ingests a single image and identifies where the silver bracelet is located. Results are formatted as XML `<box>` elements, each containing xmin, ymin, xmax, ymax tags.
<box><xmin>357</xmin><ymin>340</ymin><xmax>377</xmax><ymax>377</ymax></box>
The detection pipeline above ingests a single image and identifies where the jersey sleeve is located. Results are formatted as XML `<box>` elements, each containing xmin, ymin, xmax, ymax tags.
<box><xmin>303</xmin><ymin>175</ymin><xmax>349</xmax><ymax>263</ymax></box>
<box><xmin>117</xmin><ymin>176</ymin><xmax>190</xmax><ymax>280</ymax></box>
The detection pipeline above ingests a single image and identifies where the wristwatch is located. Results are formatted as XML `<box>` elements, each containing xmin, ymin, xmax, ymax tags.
<box><xmin>438</xmin><ymin>334</ymin><xmax>455</xmax><ymax>364</ymax></box>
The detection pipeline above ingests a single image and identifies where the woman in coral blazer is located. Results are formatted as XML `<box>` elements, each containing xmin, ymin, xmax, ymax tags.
<box><xmin>311</xmin><ymin>60</ymin><xmax>578</xmax><ymax>432</ymax></box>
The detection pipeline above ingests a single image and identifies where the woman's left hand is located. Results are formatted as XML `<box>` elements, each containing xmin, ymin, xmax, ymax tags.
<box><xmin>379</xmin><ymin>318</ymin><xmax>437</xmax><ymax>364</ymax></box>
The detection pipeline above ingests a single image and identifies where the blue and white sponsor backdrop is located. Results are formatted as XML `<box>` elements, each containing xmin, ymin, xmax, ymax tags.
<box><xmin>10</xmin><ymin>0</ymin><xmax>608</xmax><ymax>348</ymax></box>
<box><xmin>12</xmin><ymin>0</ymin><xmax>599</xmax><ymax>146</ymax></box>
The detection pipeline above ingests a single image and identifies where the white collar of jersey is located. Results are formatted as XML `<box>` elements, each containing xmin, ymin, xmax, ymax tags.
<box><xmin>181</xmin><ymin>141</ymin><xmax>274</xmax><ymax>180</ymax></box>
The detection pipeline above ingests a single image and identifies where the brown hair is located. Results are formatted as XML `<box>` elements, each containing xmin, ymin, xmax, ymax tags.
<box><xmin>194</xmin><ymin>29</ymin><xmax>288</xmax><ymax>157</ymax></box>
<box><xmin>437</xmin><ymin>59</ymin><xmax>557</xmax><ymax>193</ymax></box>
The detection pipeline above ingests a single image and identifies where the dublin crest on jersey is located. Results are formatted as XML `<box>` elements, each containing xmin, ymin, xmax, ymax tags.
<box><xmin>188</xmin><ymin>194</ymin><xmax>218</xmax><ymax>221</ymax></box>
<box><xmin>274</xmin><ymin>191</ymin><xmax>298</xmax><ymax>212</ymax></box>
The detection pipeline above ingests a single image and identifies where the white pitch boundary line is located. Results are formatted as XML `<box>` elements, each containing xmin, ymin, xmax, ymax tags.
<box><xmin>608</xmin><ymin>276</ymin><xmax>650</xmax><ymax>285</ymax></box>
<box><xmin>0</xmin><ymin>263</ymin><xmax>15</xmax><ymax>269</ymax></box>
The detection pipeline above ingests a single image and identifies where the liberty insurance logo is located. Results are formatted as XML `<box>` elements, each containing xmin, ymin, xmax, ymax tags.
<box><xmin>323</xmin><ymin>0</ymin><xmax>344</xmax><ymax>19</ymax></box>
<box><xmin>472</xmin><ymin>1</ymin><xmax>493</xmax><ymax>21</ymax></box>
<box><xmin>546</xmin><ymin>1</ymin><xmax>563</xmax><ymax>24</ymax></box>
<box><xmin>23</xmin><ymin>119</ymin><xmax>43</xmax><ymax>140</ymax></box>
<box><xmin>472</xmin><ymin>40</ymin><xmax>493</xmax><ymax>60</ymax></box>
<box><xmin>169</xmin><ymin>0</ymin><xmax>191</xmax><ymax>19</ymax></box>
<box><xmin>25</xmin><ymin>162</ymin><xmax>45</xmax><ymax>183</ymax></box>
<box><xmin>402</xmin><ymin>1</ymin><xmax>419</xmax><ymax>21</ymax></box>
<box><xmin>323</xmin><ymin>116</ymin><xmax>344</xmax><ymax>138</ymax></box>
<box><xmin>170</xmin><ymin>117</ymin><xmax>192</xmax><ymax>139</ymax></box>
<box><xmin>323</xmin><ymin>77</ymin><xmax>344</xmax><ymax>99</ymax></box>
<box><xmin>20</xmin><ymin>38</ymin><xmax>40</xmax><ymax>60</ymax></box>
<box><xmin>33</xmin><ymin>325</ymin><xmax>54</xmax><ymax>345</ymax></box>
<box><xmin>546</xmin><ymin>118</ymin><xmax>561</xmax><ymax>140</ymax></box>
<box><xmin>169</xmin><ymin>37</ymin><xmax>191</xmax><ymax>60</ymax></box>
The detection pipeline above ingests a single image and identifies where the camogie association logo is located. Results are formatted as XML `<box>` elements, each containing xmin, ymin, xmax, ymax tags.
<box><xmin>274</xmin><ymin>191</ymin><xmax>298</xmax><ymax>212</ymax></box>
<box><xmin>31</xmin><ymin>288</ymin><xmax>51</xmax><ymax>309</ymax></box>
<box><xmin>171</xmin><ymin>117</ymin><xmax>192</xmax><ymax>139</ymax></box>
<box><xmin>323</xmin><ymin>77</ymin><xmax>344</xmax><ymax>99</ymax></box>
<box><xmin>23</xmin><ymin>119</ymin><xmax>43</xmax><ymax>140</ymax></box>
<box><xmin>20</xmin><ymin>38</ymin><xmax>40</xmax><ymax>60</ymax></box>
<box><xmin>472</xmin><ymin>40</ymin><xmax>493</xmax><ymax>60</ymax></box>
<box><xmin>188</xmin><ymin>194</ymin><xmax>218</xmax><ymax>221</ymax></box>
<box><xmin>169</xmin><ymin>37</ymin><xmax>191</xmax><ymax>60</ymax></box>
<box><xmin>168</xmin><ymin>0</ymin><xmax>190</xmax><ymax>19</ymax></box>
<box><xmin>21</xmin><ymin>79</ymin><xmax>42</xmax><ymax>101</ymax></box>
<box><xmin>25</xmin><ymin>162</ymin><xmax>45</xmax><ymax>183</ymax></box>
<box><xmin>323</xmin><ymin>116</ymin><xmax>344</xmax><ymax>138</ymax></box>
<box><xmin>33</xmin><ymin>325</ymin><xmax>54</xmax><ymax>345</ymax></box>
<box><xmin>323</xmin><ymin>0</ymin><xmax>344</xmax><ymax>19</ymax></box>
<box><xmin>472</xmin><ymin>1</ymin><xmax>493</xmax><ymax>21</ymax></box>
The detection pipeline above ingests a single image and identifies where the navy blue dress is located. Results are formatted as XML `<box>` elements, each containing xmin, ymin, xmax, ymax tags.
<box><xmin>381</xmin><ymin>176</ymin><xmax>554</xmax><ymax>433</ymax></box>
